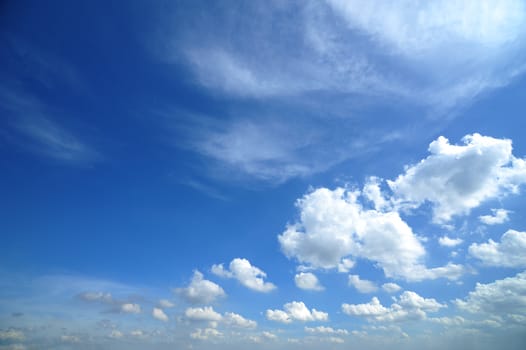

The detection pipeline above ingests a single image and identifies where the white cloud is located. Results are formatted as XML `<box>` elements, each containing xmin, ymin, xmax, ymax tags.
<box><xmin>190</xmin><ymin>328</ymin><xmax>223</xmax><ymax>340</ymax></box>
<box><xmin>295</xmin><ymin>272</ymin><xmax>324</xmax><ymax>291</ymax></box>
<box><xmin>109</xmin><ymin>330</ymin><xmax>123</xmax><ymax>339</ymax></box>
<box><xmin>185</xmin><ymin>306</ymin><xmax>223</xmax><ymax>322</ymax></box>
<box><xmin>439</xmin><ymin>236</ymin><xmax>464</xmax><ymax>247</ymax></box>
<box><xmin>469</xmin><ymin>230</ymin><xmax>526</xmax><ymax>267</ymax></box>
<box><xmin>279</xmin><ymin>186</ymin><xmax>463</xmax><ymax>281</ymax></box>
<box><xmin>120</xmin><ymin>303</ymin><xmax>141</xmax><ymax>314</ymax></box>
<box><xmin>158</xmin><ymin>299</ymin><xmax>175</xmax><ymax>308</ymax></box>
<box><xmin>60</xmin><ymin>335</ymin><xmax>80</xmax><ymax>343</ymax></box>
<box><xmin>342</xmin><ymin>291</ymin><xmax>445</xmax><ymax>322</ymax></box>
<box><xmin>152</xmin><ymin>307</ymin><xmax>169</xmax><ymax>322</ymax></box>
<box><xmin>382</xmin><ymin>282</ymin><xmax>402</xmax><ymax>293</ymax></box>
<box><xmin>211</xmin><ymin>258</ymin><xmax>276</xmax><ymax>292</ymax></box>
<box><xmin>305</xmin><ymin>326</ymin><xmax>348</xmax><ymax>335</ymax></box>
<box><xmin>388</xmin><ymin>134</ymin><xmax>526</xmax><ymax>223</ymax></box>
<box><xmin>348</xmin><ymin>275</ymin><xmax>378</xmax><ymax>293</ymax></box>
<box><xmin>0</xmin><ymin>330</ymin><xmax>24</xmax><ymax>341</ymax></box>
<box><xmin>455</xmin><ymin>271</ymin><xmax>526</xmax><ymax>318</ymax></box>
<box><xmin>479</xmin><ymin>209</ymin><xmax>510</xmax><ymax>225</ymax></box>
<box><xmin>266</xmin><ymin>301</ymin><xmax>328</xmax><ymax>323</ymax></box>
<box><xmin>175</xmin><ymin>270</ymin><xmax>226</xmax><ymax>304</ymax></box>
<box><xmin>223</xmin><ymin>312</ymin><xmax>257</xmax><ymax>329</ymax></box>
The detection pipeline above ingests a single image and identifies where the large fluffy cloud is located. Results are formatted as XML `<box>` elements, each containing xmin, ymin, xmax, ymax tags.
<box><xmin>278</xmin><ymin>186</ymin><xmax>463</xmax><ymax>281</ymax></box>
<box><xmin>469</xmin><ymin>230</ymin><xmax>526</xmax><ymax>268</ymax></box>
<box><xmin>388</xmin><ymin>134</ymin><xmax>526</xmax><ymax>223</ymax></box>
<box><xmin>175</xmin><ymin>271</ymin><xmax>226</xmax><ymax>304</ymax></box>
<box><xmin>342</xmin><ymin>291</ymin><xmax>445</xmax><ymax>322</ymax></box>
<box><xmin>455</xmin><ymin>271</ymin><xmax>526</xmax><ymax>318</ymax></box>
<box><xmin>266</xmin><ymin>301</ymin><xmax>328</xmax><ymax>323</ymax></box>
<box><xmin>211</xmin><ymin>258</ymin><xmax>276</xmax><ymax>292</ymax></box>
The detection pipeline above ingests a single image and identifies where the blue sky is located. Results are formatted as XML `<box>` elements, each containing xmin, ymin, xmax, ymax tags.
<box><xmin>1</xmin><ymin>1</ymin><xmax>526</xmax><ymax>349</ymax></box>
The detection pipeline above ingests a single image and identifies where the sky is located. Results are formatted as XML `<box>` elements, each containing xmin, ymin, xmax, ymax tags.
<box><xmin>1</xmin><ymin>0</ymin><xmax>526</xmax><ymax>349</ymax></box>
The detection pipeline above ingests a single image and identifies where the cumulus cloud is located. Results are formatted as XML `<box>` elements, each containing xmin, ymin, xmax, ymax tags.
<box><xmin>348</xmin><ymin>275</ymin><xmax>378</xmax><ymax>293</ymax></box>
<box><xmin>184</xmin><ymin>307</ymin><xmax>257</xmax><ymax>329</ymax></box>
<box><xmin>266</xmin><ymin>301</ymin><xmax>329</xmax><ymax>323</ymax></box>
<box><xmin>211</xmin><ymin>258</ymin><xmax>276</xmax><ymax>292</ymax></box>
<box><xmin>382</xmin><ymin>283</ymin><xmax>402</xmax><ymax>293</ymax></box>
<box><xmin>0</xmin><ymin>330</ymin><xmax>24</xmax><ymax>341</ymax></box>
<box><xmin>295</xmin><ymin>272</ymin><xmax>324</xmax><ymax>291</ymax></box>
<box><xmin>469</xmin><ymin>230</ymin><xmax>526</xmax><ymax>267</ymax></box>
<box><xmin>185</xmin><ymin>306</ymin><xmax>223</xmax><ymax>322</ymax></box>
<box><xmin>342</xmin><ymin>291</ymin><xmax>445</xmax><ymax>322</ymax></box>
<box><xmin>175</xmin><ymin>270</ymin><xmax>226</xmax><ymax>304</ymax></box>
<box><xmin>479</xmin><ymin>209</ymin><xmax>511</xmax><ymax>225</ymax></box>
<box><xmin>455</xmin><ymin>271</ymin><xmax>526</xmax><ymax>318</ymax></box>
<box><xmin>223</xmin><ymin>312</ymin><xmax>257</xmax><ymax>328</ymax></box>
<box><xmin>120</xmin><ymin>303</ymin><xmax>141</xmax><ymax>314</ymax></box>
<box><xmin>109</xmin><ymin>330</ymin><xmax>123</xmax><ymax>339</ymax></box>
<box><xmin>279</xmin><ymin>186</ymin><xmax>463</xmax><ymax>281</ymax></box>
<box><xmin>388</xmin><ymin>134</ymin><xmax>526</xmax><ymax>223</ymax></box>
<box><xmin>439</xmin><ymin>236</ymin><xmax>464</xmax><ymax>247</ymax></box>
<box><xmin>152</xmin><ymin>308</ymin><xmax>169</xmax><ymax>322</ymax></box>
<box><xmin>190</xmin><ymin>328</ymin><xmax>223</xmax><ymax>340</ymax></box>
<box><xmin>158</xmin><ymin>299</ymin><xmax>175</xmax><ymax>308</ymax></box>
<box><xmin>305</xmin><ymin>326</ymin><xmax>348</xmax><ymax>335</ymax></box>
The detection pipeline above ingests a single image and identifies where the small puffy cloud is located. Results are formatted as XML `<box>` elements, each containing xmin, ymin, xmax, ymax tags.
<box><xmin>211</xmin><ymin>258</ymin><xmax>276</xmax><ymax>292</ymax></box>
<box><xmin>439</xmin><ymin>236</ymin><xmax>463</xmax><ymax>247</ymax></box>
<box><xmin>0</xmin><ymin>329</ymin><xmax>25</xmax><ymax>341</ymax></box>
<box><xmin>382</xmin><ymin>282</ymin><xmax>402</xmax><ymax>294</ymax></box>
<box><xmin>175</xmin><ymin>270</ymin><xmax>226</xmax><ymax>304</ymax></box>
<box><xmin>295</xmin><ymin>272</ymin><xmax>324</xmax><ymax>291</ymax></box>
<box><xmin>190</xmin><ymin>328</ymin><xmax>223</xmax><ymax>340</ymax></box>
<box><xmin>152</xmin><ymin>307</ymin><xmax>169</xmax><ymax>322</ymax></box>
<box><xmin>158</xmin><ymin>299</ymin><xmax>175</xmax><ymax>308</ymax></box>
<box><xmin>455</xmin><ymin>271</ymin><xmax>526</xmax><ymax>317</ymax></box>
<box><xmin>342</xmin><ymin>291</ymin><xmax>445</xmax><ymax>322</ymax></box>
<box><xmin>479</xmin><ymin>209</ymin><xmax>511</xmax><ymax>225</ymax></box>
<box><xmin>109</xmin><ymin>330</ymin><xmax>124</xmax><ymax>339</ymax></box>
<box><xmin>120</xmin><ymin>303</ymin><xmax>141</xmax><ymax>314</ymax></box>
<box><xmin>130</xmin><ymin>330</ymin><xmax>145</xmax><ymax>338</ymax></box>
<box><xmin>279</xmin><ymin>186</ymin><xmax>463</xmax><ymax>281</ymax></box>
<box><xmin>223</xmin><ymin>312</ymin><xmax>257</xmax><ymax>328</ymax></box>
<box><xmin>266</xmin><ymin>301</ymin><xmax>328</xmax><ymax>323</ymax></box>
<box><xmin>388</xmin><ymin>134</ymin><xmax>526</xmax><ymax>223</ymax></box>
<box><xmin>348</xmin><ymin>275</ymin><xmax>378</xmax><ymax>293</ymax></box>
<box><xmin>305</xmin><ymin>326</ymin><xmax>348</xmax><ymax>335</ymax></box>
<box><xmin>468</xmin><ymin>230</ymin><xmax>526</xmax><ymax>268</ymax></box>
<box><xmin>185</xmin><ymin>306</ymin><xmax>222</xmax><ymax>322</ymax></box>
<box><xmin>60</xmin><ymin>335</ymin><xmax>80</xmax><ymax>343</ymax></box>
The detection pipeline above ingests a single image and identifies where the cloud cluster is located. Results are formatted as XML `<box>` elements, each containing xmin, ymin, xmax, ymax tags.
<box><xmin>175</xmin><ymin>271</ymin><xmax>226</xmax><ymax>304</ymax></box>
<box><xmin>266</xmin><ymin>301</ymin><xmax>328</xmax><ymax>323</ymax></box>
<box><xmin>305</xmin><ymin>326</ymin><xmax>348</xmax><ymax>335</ymax></box>
<box><xmin>185</xmin><ymin>306</ymin><xmax>257</xmax><ymax>329</ymax></box>
<box><xmin>279</xmin><ymin>133</ymin><xmax>526</xmax><ymax>282</ymax></box>
<box><xmin>278</xmin><ymin>186</ymin><xmax>462</xmax><ymax>281</ymax></box>
<box><xmin>342</xmin><ymin>291</ymin><xmax>445</xmax><ymax>322</ymax></box>
<box><xmin>212</xmin><ymin>258</ymin><xmax>276</xmax><ymax>292</ymax></box>
<box><xmin>388</xmin><ymin>134</ymin><xmax>526</xmax><ymax>223</ymax></box>
<box><xmin>469</xmin><ymin>230</ymin><xmax>526</xmax><ymax>268</ymax></box>
<box><xmin>455</xmin><ymin>271</ymin><xmax>526</xmax><ymax>318</ymax></box>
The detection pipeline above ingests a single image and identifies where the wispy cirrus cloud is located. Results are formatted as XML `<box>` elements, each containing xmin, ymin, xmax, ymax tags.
<box><xmin>0</xmin><ymin>89</ymin><xmax>100</xmax><ymax>164</ymax></box>
<box><xmin>152</xmin><ymin>0</ymin><xmax>526</xmax><ymax>184</ymax></box>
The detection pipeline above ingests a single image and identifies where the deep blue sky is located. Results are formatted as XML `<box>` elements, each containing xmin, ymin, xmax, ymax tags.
<box><xmin>1</xmin><ymin>1</ymin><xmax>526</xmax><ymax>349</ymax></box>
